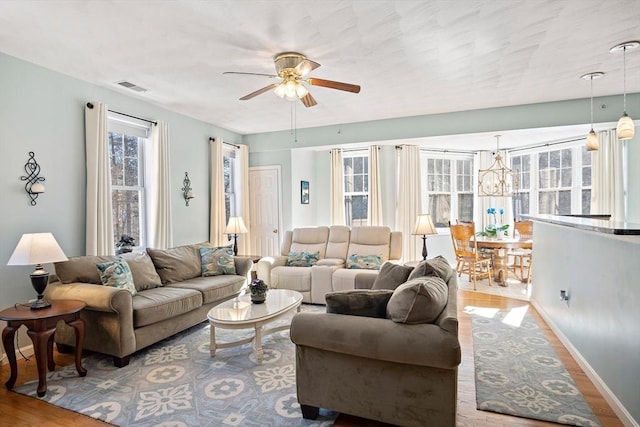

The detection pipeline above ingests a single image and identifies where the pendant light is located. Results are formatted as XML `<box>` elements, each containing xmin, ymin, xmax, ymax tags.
<box><xmin>478</xmin><ymin>135</ymin><xmax>518</xmax><ymax>197</ymax></box>
<box><xmin>580</xmin><ymin>72</ymin><xmax>604</xmax><ymax>151</ymax></box>
<box><xmin>610</xmin><ymin>41</ymin><xmax>639</xmax><ymax>140</ymax></box>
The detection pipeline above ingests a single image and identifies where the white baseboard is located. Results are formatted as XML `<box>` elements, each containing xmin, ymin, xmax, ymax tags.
<box><xmin>530</xmin><ymin>298</ymin><xmax>638</xmax><ymax>427</ymax></box>
<box><xmin>0</xmin><ymin>344</ymin><xmax>34</xmax><ymax>366</ymax></box>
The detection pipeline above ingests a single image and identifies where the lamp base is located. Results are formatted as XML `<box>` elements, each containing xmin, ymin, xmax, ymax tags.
<box><xmin>421</xmin><ymin>235</ymin><xmax>428</xmax><ymax>261</ymax></box>
<box><xmin>30</xmin><ymin>267</ymin><xmax>51</xmax><ymax>310</ymax></box>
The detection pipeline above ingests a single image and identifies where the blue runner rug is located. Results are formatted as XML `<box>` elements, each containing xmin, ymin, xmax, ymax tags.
<box><xmin>13</xmin><ymin>304</ymin><xmax>335</xmax><ymax>426</ymax></box>
<box><xmin>469</xmin><ymin>305</ymin><xmax>601</xmax><ymax>426</ymax></box>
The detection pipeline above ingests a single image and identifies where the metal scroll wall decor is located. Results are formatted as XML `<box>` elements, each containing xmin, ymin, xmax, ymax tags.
<box><xmin>21</xmin><ymin>151</ymin><xmax>46</xmax><ymax>206</ymax></box>
<box><xmin>182</xmin><ymin>172</ymin><xmax>194</xmax><ymax>206</ymax></box>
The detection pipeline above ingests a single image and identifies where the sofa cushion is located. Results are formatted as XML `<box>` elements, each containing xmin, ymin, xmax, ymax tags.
<box><xmin>372</xmin><ymin>262</ymin><xmax>414</xmax><ymax>290</ymax></box>
<box><xmin>387</xmin><ymin>277</ymin><xmax>448</xmax><ymax>324</ymax></box>
<box><xmin>325</xmin><ymin>290</ymin><xmax>394</xmax><ymax>318</ymax></box>
<box><xmin>286</xmin><ymin>251</ymin><xmax>320</xmax><ymax>267</ymax></box>
<box><xmin>55</xmin><ymin>255</ymin><xmax>116</xmax><ymax>284</ymax></box>
<box><xmin>166</xmin><ymin>275</ymin><xmax>245</xmax><ymax>304</ymax></box>
<box><xmin>346</xmin><ymin>254</ymin><xmax>382</xmax><ymax>270</ymax></box>
<box><xmin>96</xmin><ymin>258</ymin><xmax>137</xmax><ymax>296</ymax></box>
<box><xmin>200</xmin><ymin>246</ymin><xmax>236</xmax><ymax>276</ymax></box>
<box><xmin>147</xmin><ymin>244</ymin><xmax>203</xmax><ymax>284</ymax></box>
<box><xmin>121</xmin><ymin>252</ymin><xmax>163</xmax><ymax>291</ymax></box>
<box><xmin>132</xmin><ymin>287</ymin><xmax>202</xmax><ymax>328</ymax></box>
<box><xmin>271</xmin><ymin>266</ymin><xmax>312</xmax><ymax>293</ymax></box>
<box><xmin>408</xmin><ymin>255</ymin><xmax>454</xmax><ymax>282</ymax></box>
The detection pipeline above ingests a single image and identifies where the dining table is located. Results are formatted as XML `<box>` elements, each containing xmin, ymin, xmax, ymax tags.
<box><xmin>474</xmin><ymin>236</ymin><xmax>533</xmax><ymax>286</ymax></box>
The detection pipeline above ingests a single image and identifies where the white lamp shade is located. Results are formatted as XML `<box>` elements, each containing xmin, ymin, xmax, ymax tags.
<box><xmin>412</xmin><ymin>214</ymin><xmax>437</xmax><ymax>236</ymax></box>
<box><xmin>617</xmin><ymin>114</ymin><xmax>635</xmax><ymax>140</ymax></box>
<box><xmin>586</xmin><ymin>129</ymin><xmax>599</xmax><ymax>151</ymax></box>
<box><xmin>7</xmin><ymin>232</ymin><xmax>68</xmax><ymax>266</ymax></box>
<box><xmin>225</xmin><ymin>216</ymin><xmax>248</xmax><ymax>234</ymax></box>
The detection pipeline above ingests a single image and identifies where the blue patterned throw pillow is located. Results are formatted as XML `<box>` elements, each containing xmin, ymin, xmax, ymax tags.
<box><xmin>200</xmin><ymin>246</ymin><xmax>236</xmax><ymax>276</ymax></box>
<box><xmin>96</xmin><ymin>258</ymin><xmax>137</xmax><ymax>296</ymax></box>
<box><xmin>347</xmin><ymin>254</ymin><xmax>383</xmax><ymax>270</ymax></box>
<box><xmin>286</xmin><ymin>251</ymin><xmax>320</xmax><ymax>267</ymax></box>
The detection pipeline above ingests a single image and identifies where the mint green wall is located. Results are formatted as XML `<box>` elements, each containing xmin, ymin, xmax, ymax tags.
<box><xmin>245</xmin><ymin>94</ymin><xmax>640</xmax><ymax>233</ymax></box>
<box><xmin>0</xmin><ymin>52</ymin><xmax>241</xmax><ymax>310</ymax></box>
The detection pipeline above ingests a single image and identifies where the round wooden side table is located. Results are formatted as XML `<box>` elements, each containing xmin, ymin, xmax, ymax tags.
<box><xmin>0</xmin><ymin>299</ymin><xmax>87</xmax><ymax>397</ymax></box>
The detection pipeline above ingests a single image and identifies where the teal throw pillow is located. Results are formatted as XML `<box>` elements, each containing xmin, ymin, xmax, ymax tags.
<box><xmin>286</xmin><ymin>251</ymin><xmax>320</xmax><ymax>267</ymax></box>
<box><xmin>200</xmin><ymin>246</ymin><xmax>236</xmax><ymax>276</ymax></box>
<box><xmin>346</xmin><ymin>254</ymin><xmax>383</xmax><ymax>270</ymax></box>
<box><xmin>96</xmin><ymin>258</ymin><xmax>137</xmax><ymax>296</ymax></box>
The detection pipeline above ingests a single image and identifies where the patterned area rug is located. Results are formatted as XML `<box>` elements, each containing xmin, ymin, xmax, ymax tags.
<box><xmin>469</xmin><ymin>305</ymin><xmax>601</xmax><ymax>426</ymax></box>
<box><xmin>14</xmin><ymin>304</ymin><xmax>336</xmax><ymax>426</ymax></box>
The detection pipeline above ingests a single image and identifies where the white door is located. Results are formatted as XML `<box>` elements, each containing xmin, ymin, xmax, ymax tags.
<box><xmin>249</xmin><ymin>166</ymin><xmax>282</xmax><ymax>256</ymax></box>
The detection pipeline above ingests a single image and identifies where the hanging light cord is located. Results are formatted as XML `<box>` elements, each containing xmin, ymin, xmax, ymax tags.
<box><xmin>590</xmin><ymin>76</ymin><xmax>594</xmax><ymax>127</ymax></box>
<box><xmin>622</xmin><ymin>45</ymin><xmax>627</xmax><ymax>113</ymax></box>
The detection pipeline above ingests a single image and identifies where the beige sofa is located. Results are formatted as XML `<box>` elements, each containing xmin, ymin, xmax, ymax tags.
<box><xmin>290</xmin><ymin>258</ymin><xmax>461</xmax><ymax>426</ymax></box>
<box><xmin>256</xmin><ymin>226</ymin><xmax>402</xmax><ymax>304</ymax></box>
<box><xmin>45</xmin><ymin>243</ymin><xmax>251</xmax><ymax>367</ymax></box>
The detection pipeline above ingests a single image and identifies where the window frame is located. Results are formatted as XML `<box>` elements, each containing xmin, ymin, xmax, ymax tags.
<box><xmin>342</xmin><ymin>151</ymin><xmax>369</xmax><ymax>226</ymax></box>
<box><xmin>107</xmin><ymin>115</ymin><xmax>149</xmax><ymax>249</ymax></box>
<box><xmin>420</xmin><ymin>151</ymin><xmax>475</xmax><ymax>228</ymax></box>
<box><xmin>509</xmin><ymin>140</ymin><xmax>592</xmax><ymax>216</ymax></box>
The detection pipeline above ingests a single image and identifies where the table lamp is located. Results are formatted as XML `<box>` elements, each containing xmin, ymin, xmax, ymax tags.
<box><xmin>224</xmin><ymin>216</ymin><xmax>248</xmax><ymax>255</ymax></box>
<box><xmin>7</xmin><ymin>232</ymin><xmax>68</xmax><ymax>309</ymax></box>
<box><xmin>412</xmin><ymin>214</ymin><xmax>437</xmax><ymax>261</ymax></box>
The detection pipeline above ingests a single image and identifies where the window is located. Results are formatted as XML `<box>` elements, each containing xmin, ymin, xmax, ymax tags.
<box><xmin>223</xmin><ymin>147</ymin><xmax>237</xmax><ymax>225</ymax></box>
<box><xmin>421</xmin><ymin>154</ymin><xmax>474</xmax><ymax>227</ymax></box>
<box><xmin>511</xmin><ymin>154</ymin><xmax>531</xmax><ymax>217</ymax></box>
<box><xmin>343</xmin><ymin>153</ymin><xmax>368</xmax><ymax>226</ymax></box>
<box><xmin>108</xmin><ymin>119</ymin><xmax>148</xmax><ymax>248</ymax></box>
<box><xmin>510</xmin><ymin>143</ymin><xmax>592</xmax><ymax>216</ymax></box>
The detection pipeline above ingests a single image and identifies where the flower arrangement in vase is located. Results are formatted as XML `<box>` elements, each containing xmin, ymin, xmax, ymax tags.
<box><xmin>480</xmin><ymin>208</ymin><xmax>509</xmax><ymax>239</ymax></box>
<box><xmin>248</xmin><ymin>278</ymin><xmax>268</xmax><ymax>304</ymax></box>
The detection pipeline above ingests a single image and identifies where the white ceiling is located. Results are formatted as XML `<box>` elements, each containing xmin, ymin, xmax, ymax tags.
<box><xmin>1</xmin><ymin>0</ymin><xmax>639</xmax><ymax>150</ymax></box>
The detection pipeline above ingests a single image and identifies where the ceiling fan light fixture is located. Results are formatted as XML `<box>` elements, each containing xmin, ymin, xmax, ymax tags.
<box><xmin>295</xmin><ymin>83</ymin><xmax>308</xmax><ymax>99</ymax></box>
<box><xmin>610</xmin><ymin>41</ymin><xmax>639</xmax><ymax>141</ymax></box>
<box><xmin>274</xmin><ymin>83</ymin><xmax>286</xmax><ymax>98</ymax></box>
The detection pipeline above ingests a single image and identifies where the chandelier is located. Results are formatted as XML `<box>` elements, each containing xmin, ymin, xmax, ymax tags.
<box><xmin>478</xmin><ymin>135</ymin><xmax>518</xmax><ymax>197</ymax></box>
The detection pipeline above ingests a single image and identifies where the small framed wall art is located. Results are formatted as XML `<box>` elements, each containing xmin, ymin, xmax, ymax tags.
<box><xmin>301</xmin><ymin>180</ymin><xmax>309</xmax><ymax>204</ymax></box>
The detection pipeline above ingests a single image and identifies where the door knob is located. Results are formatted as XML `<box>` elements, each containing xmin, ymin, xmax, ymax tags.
<box><xmin>273</xmin><ymin>229</ymin><xmax>278</xmax><ymax>233</ymax></box>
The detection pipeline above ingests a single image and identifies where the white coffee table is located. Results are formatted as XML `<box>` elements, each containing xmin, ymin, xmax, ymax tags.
<box><xmin>207</xmin><ymin>289</ymin><xmax>303</xmax><ymax>364</ymax></box>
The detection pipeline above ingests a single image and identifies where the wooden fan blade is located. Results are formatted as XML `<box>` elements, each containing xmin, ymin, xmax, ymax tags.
<box><xmin>239</xmin><ymin>83</ymin><xmax>279</xmax><ymax>100</ymax></box>
<box><xmin>300</xmin><ymin>92</ymin><xmax>317</xmax><ymax>108</ymax></box>
<box><xmin>294</xmin><ymin>59</ymin><xmax>321</xmax><ymax>77</ymax></box>
<box><xmin>223</xmin><ymin>71</ymin><xmax>277</xmax><ymax>78</ymax></box>
<box><xmin>307</xmin><ymin>78</ymin><xmax>360</xmax><ymax>93</ymax></box>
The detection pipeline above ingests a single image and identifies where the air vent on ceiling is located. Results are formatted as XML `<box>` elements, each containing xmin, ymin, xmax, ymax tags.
<box><xmin>115</xmin><ymin>81</ymin><xmax>148</xmax><ymax>93</ymax></box>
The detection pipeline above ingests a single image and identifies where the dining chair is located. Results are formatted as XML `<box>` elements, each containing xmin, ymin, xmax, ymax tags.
<box><xmin>511</xmin><ymin>220</ymin><xmax>533</xmax><ymax>284</ymax></box>
<box><xmin>449</xmin><ymin>223</ymin><xmax>492</xmax><ymax>290</ymax></box>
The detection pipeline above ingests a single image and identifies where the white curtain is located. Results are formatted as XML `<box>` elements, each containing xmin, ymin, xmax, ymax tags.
<box><xmin>85</xmin><ymin>102</ymin><xmax>114</xmax><ymax>256</ymax></box>
<box><xmin>591</xmin><ymin>129</ymin><xmax>625</xmax><ymax>221</ymax></box>
<box><xmin>237</xmin><ymin>144</ymin><xmax>252</xmax><ymax>254</ymax></box>
<box><xmin>368</xmin><ymin>145</ymin><xmax>383</xmax><ymax>226</ymax></box>
<box><xmin>477</xmin><ymin>150</ymin><xmax>514</xmax><ymax>232</ymax></box>
<box><xmin>209</xmin><ymin>137</ymin><xmax>226</xmax><ymax>246</ymax></box>
<box><xmin>396</xmin><ymin>145</ymin><xmax>422</xmax><ymax>261</ymax></box>
<box><xmin>146</xmin><ymin>122</ymin><xmax>173</xmax><ymax>249</ymax></box>
<box><xmin>330</xmin><ymin>148</ymin><xmax>345</xmax><ymax>225</ymax></box>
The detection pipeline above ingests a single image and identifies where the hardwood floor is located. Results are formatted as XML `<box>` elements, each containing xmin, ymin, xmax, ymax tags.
<box><xmin>0</xmin><ymin>290</ymin><xmax>624</xmax><ymax>426</ymax></box>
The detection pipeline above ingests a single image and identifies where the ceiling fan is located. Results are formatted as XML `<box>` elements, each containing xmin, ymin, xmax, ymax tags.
<box><xmin>223</xmin><ymin>52</ymin><xmax>361</xmax><ymax>107</ymax></box>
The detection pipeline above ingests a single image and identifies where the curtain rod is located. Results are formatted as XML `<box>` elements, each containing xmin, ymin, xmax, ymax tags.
<box><xmin>86</xmin><ymin>102</ymin><xmax>157</xmax><ymax>126</ymax></box>
<box><xmin>208</xmin><ymin>137</ymin><xmax>240</xmax><ymax>149</ymax></box>
<box><xmin>508</xmin><ymin>137</ymin><xmax>584</xmax><ymax>153</ymax></box>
